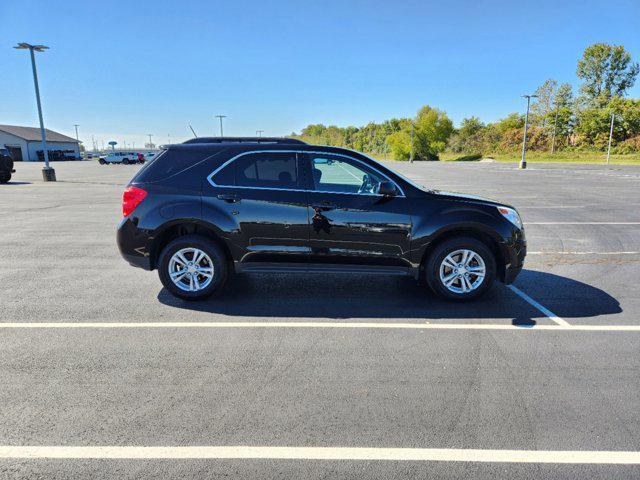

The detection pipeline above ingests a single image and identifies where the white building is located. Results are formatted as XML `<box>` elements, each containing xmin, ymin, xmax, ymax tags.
<box><xmin>0</xmin><ymin>124</ymin><xmax>80</xmax><ymax>161</ymax></box>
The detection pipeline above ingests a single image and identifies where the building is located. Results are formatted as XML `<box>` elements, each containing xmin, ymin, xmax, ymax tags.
<box><xmin>0</xmin><ymin>124</ymin><xmax>81</xmax><ymax>161</ymax></box>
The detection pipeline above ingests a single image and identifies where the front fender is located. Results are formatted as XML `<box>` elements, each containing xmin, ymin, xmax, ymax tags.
<box><xmin>411</xmin><ymin>204</ymin><xmax>509</xmax><ymax>265</ymax></box>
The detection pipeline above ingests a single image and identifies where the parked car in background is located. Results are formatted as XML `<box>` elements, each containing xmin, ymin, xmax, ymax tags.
<box><xmin>99</xmin><ymin>151</ymin><xmax>143</xmax><ymax>165</ymax></box>
<box><xmin>117</xmin><ymin>137</ymin><xmax>526</xmax><ymax>301</ymax></box>
<box><xmin>0</xmin><ymin>148</ymin><xmax>15</xmax><ymax>183</ymax></box>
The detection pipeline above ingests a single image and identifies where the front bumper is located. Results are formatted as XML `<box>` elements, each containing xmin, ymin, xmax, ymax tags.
<box><xmin>503</xmin><ymin>227</ymin><xmax>526</xmax><ymax>284</ymax></box>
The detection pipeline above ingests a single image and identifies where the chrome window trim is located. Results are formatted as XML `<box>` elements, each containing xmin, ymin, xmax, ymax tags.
<box><xmin>206</xmin><ymin>149</ymin><xmax>406</xmax><ymax>197</ymax></box>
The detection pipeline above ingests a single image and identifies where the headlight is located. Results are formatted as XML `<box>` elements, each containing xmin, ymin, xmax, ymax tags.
<box><xmin>497</xmin><ymin>207</ymin><xmax>523</xmax><ymax>229</ymax></box>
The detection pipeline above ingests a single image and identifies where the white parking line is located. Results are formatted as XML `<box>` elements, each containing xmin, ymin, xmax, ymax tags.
<box><xmin>528</xmin><ymin>251</ymin><xmax>640</xmax><ymax>255</ymax></box>
<box><xmin>1</xmin><ymin>322</ymin><xmax>639</xmax><ymax>331</ymax></box>
<box><xmin>526</xmin><ymin>222</ymin><xmax>640</xmax><ymax>225</ymax></box>
<box><xmin>506</xmin><ymin>285</ymin><xmax>570</xmax><ymax>326</ymax></box>
<box><xmin>1</xmin><ymin>445</ymin><xmax>639</xmax><ymax>464</ymax></box>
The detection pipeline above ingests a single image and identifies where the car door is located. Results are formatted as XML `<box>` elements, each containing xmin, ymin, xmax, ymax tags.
<box><xmin>301</xmin><ymin>152</ymin><xmax>412</xmax><ymax>267</ymax></box>
<box><xmin>202</xmin><ymin>151</ymin><xmax>310</xmax><ymax>264</ymax></box>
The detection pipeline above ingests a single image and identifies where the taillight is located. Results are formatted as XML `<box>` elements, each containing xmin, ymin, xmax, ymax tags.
<box><xmin>122</xmin><ymin>186</ymin><xmax>147</xmax><ymax>217</ymax></box>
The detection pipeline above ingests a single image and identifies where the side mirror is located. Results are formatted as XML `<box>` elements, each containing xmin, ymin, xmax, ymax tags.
<box><xmin>377</xmin><ymin>181</ymin><xmax>397</xmax><ymax>197</ymax></box>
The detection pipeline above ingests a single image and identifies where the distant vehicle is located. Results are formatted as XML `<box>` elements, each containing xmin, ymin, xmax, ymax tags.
<box><xmin>144</xmin><ymin>151</ymin><xmax>157</xmax><ymax>161</ymax></box>
<box><xmin>117</xmin><ymin>137</ymin><xmax>526</xmax><ymax>301</ymax></box>
<box><xmin>99</xmin><ymin>151</ymin><xmax>143</xmax><ymax>165</ymax></box>
<box><xmin>0</xmin><ymin>148</ymin><xmax>15</xmax><ymax>183</ymax></box>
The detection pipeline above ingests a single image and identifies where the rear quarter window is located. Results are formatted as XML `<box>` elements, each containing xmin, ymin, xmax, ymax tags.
<box><xmin>132</xmin><ymin>149</ymin><xmax>212</xmax><ymax>183</ymax></box>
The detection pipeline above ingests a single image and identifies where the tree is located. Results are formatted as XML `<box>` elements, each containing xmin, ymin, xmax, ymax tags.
<box><xmin>458</xmin><ymin>117</ymin><xmax>484</xmax><ymax>138</ymax></box>
<box><xmin>554</xmin><ymin>83</ymin><xmax>574</xmax><ymax>109</ymax></box>
<box><xmin>412</xmin><ymin>105</ymin><xmax>454</xmax><ymax>160</ymax></box>
<box><xmin>531</xmin><ymin>79</ymin><xmax>558</xmax><ymax>124</ymax></box>
<box><xmin>577</xmin><ymin>43</ymin><xmax>639</xmax><ymax>105</ymax></box>
<box><xmin>386</xmin><ymin>131</ymin><xmax>412</xmax><ymax>161</ymax></box>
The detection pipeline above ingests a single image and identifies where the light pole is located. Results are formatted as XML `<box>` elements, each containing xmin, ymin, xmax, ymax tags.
<box><xmin>147</xmin><ymin>134</ymin><xmax>153</xmax><ymax>148</ymax></box>
<box><xmin>519</xmin><ymin>94</ymin><xmax>538</xmax><ymax>169</ymax></box>
<box><xmin>606</xmin><ymin>113</ymin><xmax>615</xmax><ymax>165</ymax></box>
<box><xmin>14</xmin><ymin>42</ymin><xmax>56</xmax><ymax>181</ymax></box>
<box><xmin>215</xmin><ymin>115</ymin><xmax>226</xmax><ymax>137</ymax></box>
<box><xmin>256</xmin><ymin>130</ymin><xmax>264</xmax><ymax>137</ymax></box>
<box><xmin>550</xmin><ymin>109</ymin><xmax>559</xmax><ymax>154</ymax></box>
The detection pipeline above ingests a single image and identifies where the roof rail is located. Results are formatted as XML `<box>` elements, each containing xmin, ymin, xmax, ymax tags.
<box><xmin>182</xmin><ymin>137</ymin><xmax>306</xmax><ymax>145</ymax></box>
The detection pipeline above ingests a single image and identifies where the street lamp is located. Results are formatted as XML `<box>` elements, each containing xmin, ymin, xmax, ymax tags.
<box><xmin>215</xmin><ymin>115</ymin><xmax>226</xmax><ymax>137</ymax></box>
<box><xmin>14</xmin><ymin>42</ymin><xmax>56</xmax><ymax>181</ymax></box>
<box><xmin>519</xmin><ymin>94</ymin><xmax>538</xmax><ymax>169</ymax></box>
<box><xmin>256</xmin><ymin>130</ymin><xmax>264</xmax><ymax>137</ymax></box>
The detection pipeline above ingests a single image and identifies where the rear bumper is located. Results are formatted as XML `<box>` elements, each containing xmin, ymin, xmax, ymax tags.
<box><xmin>117</xmin><ymin>217</ymin><xmax>152</xmax><ymax>270</ymax></box>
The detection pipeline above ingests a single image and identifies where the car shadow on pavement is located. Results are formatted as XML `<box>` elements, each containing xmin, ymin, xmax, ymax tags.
<box><xmin>157</xmin><ymin>269</ymin><xmax>621</xmax><ymax>321</ymax></box>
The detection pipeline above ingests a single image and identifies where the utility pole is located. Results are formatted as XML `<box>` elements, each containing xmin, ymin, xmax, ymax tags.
<box><xmin>410</xmin><ymin>120</ymin><xmax>415</xmax><ymax>163</ymax></box>
<box><xmin>606</xmin><ymin>113</ymin><xmax>615</xmax><ymax>165</ymax></box>
<box><xmin>550</xmin><ymin>109</ymin><xmax>559</xmax><ymax>154</ymax></box>
<box><xmin>520</xmin><ymin>94</ymin><xmax>538</xmax><ymax>169</ymax></box>
<box><xmin>256</xmin><ymin>130</ymin><xmax>264</xmax><ymax>137</ymax></box>
<box><xmin>74</xmin><ymin>124</ymin><xmax>81</xmax><ymax>159</ymax></box>
<box><xmin>14</xmin><ymin>43</ymin><xmax>55</xmax><ymax>181</ymax></box>
<box><xmin>147</xmin><ymin>134</ymin><xmax>153</xmax><ymax>148</ymax></box>
<box><xmin>215</xmin><ymin>115</ymin><xmax>226</xmax><ymax>137</ymax></box>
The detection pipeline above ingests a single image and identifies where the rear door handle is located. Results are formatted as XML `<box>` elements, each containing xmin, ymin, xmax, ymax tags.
<box><xmin>313</xmin><ymin>202</ymin><xmax>337</xmax><ymax>211</ymax></box>
<box><xmin>217</xmin><ymin>194</ymin><xmax>240</xmax><ymax>203</ymax></box>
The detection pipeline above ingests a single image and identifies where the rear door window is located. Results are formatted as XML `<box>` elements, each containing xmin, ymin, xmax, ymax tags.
<box><xmin>211</xmin><ymin>152</ymin><xmax>299</xmax><ymax>189</ymax></box>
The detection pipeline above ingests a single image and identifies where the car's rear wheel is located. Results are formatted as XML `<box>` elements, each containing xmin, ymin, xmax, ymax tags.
<box><xmin>158</xmin><ymin>235</ymin><xmax>228</xmax><ymax>300</ymax></box>
<box><xmin>0</xmin><ymin>173</ymin><xmax>11</xmax><ymax>184</ymax></box>
<box><xmin>425</xmin><ymin>236</ymin><xmax>496</xmax><ymax>301</ymax></box>
<box><xmin>123</xmin><ymin>158</ymin><xmax>130</xmax><ymax>165</ymax></box>
<box><xmin>98</xmin><ymin>158</ymin><xmax>106</xmax><ymax>165</ymax></box>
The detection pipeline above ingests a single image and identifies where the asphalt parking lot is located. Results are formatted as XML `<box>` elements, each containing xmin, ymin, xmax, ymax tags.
<box><xmin>1</xmin><ymin>160</ymin><xmax>639</xmax><ymax>479</ymax></box>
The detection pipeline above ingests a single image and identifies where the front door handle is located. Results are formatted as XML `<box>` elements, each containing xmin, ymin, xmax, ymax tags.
<box><xmin>217</xmin><ymin>194</ymin><xmax>240</xmax><ymax>203</ymax></box>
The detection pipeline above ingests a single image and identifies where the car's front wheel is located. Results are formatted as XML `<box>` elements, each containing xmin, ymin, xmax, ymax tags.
<box><xmin>0</xmin><ymin>173</ymin><xmax>11</xmax><ymax>184</ymax></box>
<box><xmin>425</xmin><ymin>236</ymin><xmax>496</xmax><ymax>301</ymax></box>
<box><xmin>158</xmin><ymin>235</ymin><xmax>228</xmax><ymax>300</ymax></box>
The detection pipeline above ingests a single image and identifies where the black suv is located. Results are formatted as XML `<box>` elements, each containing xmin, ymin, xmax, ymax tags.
<box><xmin>0</xmin><ymin>148</ymin><xmax>15</xmax><ymax>184</ymax></box>
<box><xmin>117</xmin><ymin>138</ymin><xmax>525</xmax><ymax>301</ymax></box>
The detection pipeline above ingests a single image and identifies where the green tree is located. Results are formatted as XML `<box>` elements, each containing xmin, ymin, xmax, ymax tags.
<box><xmin>577</xmin><ymin>43</ymin><xmax>639</xmax><ymax>105</ymax></box>
<box><xmin>386</xmin><ymin>130</ymin><xmax>412</xmax><ymax>160</ymax></box>
<box><xmin>531</xmin><ymin>79</ymin><xmax>558</xmax><ymax>125</ymax></box>
<box><xmin>576</xmin><ymin>97</ymin><xmax>640</xmax><ymax>149</ymax></box>
<box><xmin>412</xmin><ymin>105</ymin><xmax>454</xmax><ymax>160</ymax></box>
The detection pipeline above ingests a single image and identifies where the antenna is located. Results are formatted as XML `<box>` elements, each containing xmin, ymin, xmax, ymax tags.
<box><xmin>189</xmin><ymin>125</ymin><xmax>198</xmax><ymax>138</ymax></box>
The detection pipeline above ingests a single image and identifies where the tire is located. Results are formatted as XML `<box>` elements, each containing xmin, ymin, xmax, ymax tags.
<box><xmin>425</xmin><ymin>236</ymin><xmax>496</xmax><ymax>301</ymax></box>
<box><xmin>123</xmin><ymin>158</ymin><xmax>130</xmax><ymax>165</ymax></box>
<box><xmin>0</xmin><ymin>173</ymin><xmax>10</xmax><ymax>184</ymax></box>
<box><xmin>158</xmin><ymin>235</ymin><xmax>228</xmax><ymax>300</ymax></box>
<box><xmin>99</xmin><ymin>158</ymin><xmax>106</xmax><ymax>165</ymax></box>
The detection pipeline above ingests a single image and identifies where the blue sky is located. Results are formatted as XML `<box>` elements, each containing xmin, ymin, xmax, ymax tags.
<box><xmin>1</xmin><ymin>0</ymin><xmax>639</xmax><ymax>148</ymax></box>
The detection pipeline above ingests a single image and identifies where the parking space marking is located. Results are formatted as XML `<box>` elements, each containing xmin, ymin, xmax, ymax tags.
<box><xmin>506</xmin><ymin>285</ymin><xmax>570</xmax><ymax>326</ymax></box>
<box><xmin>1</xmin><ymin>446</ymin><xmax>639</xmax><ymax>464</ymax></box>
<box><xmin>529</xmin><ymin>251</ymin><xmax>640</xmax><ymax>255</ymax></box>
<box><xmin>1</xmin><ymin>322</ymin><xmax>639</xmax><ymax>331</ymax></box>
<box><xmin>526</xmin><ymin>222</ymin><xmax>640</xmax><ymax>225</ymax></box>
